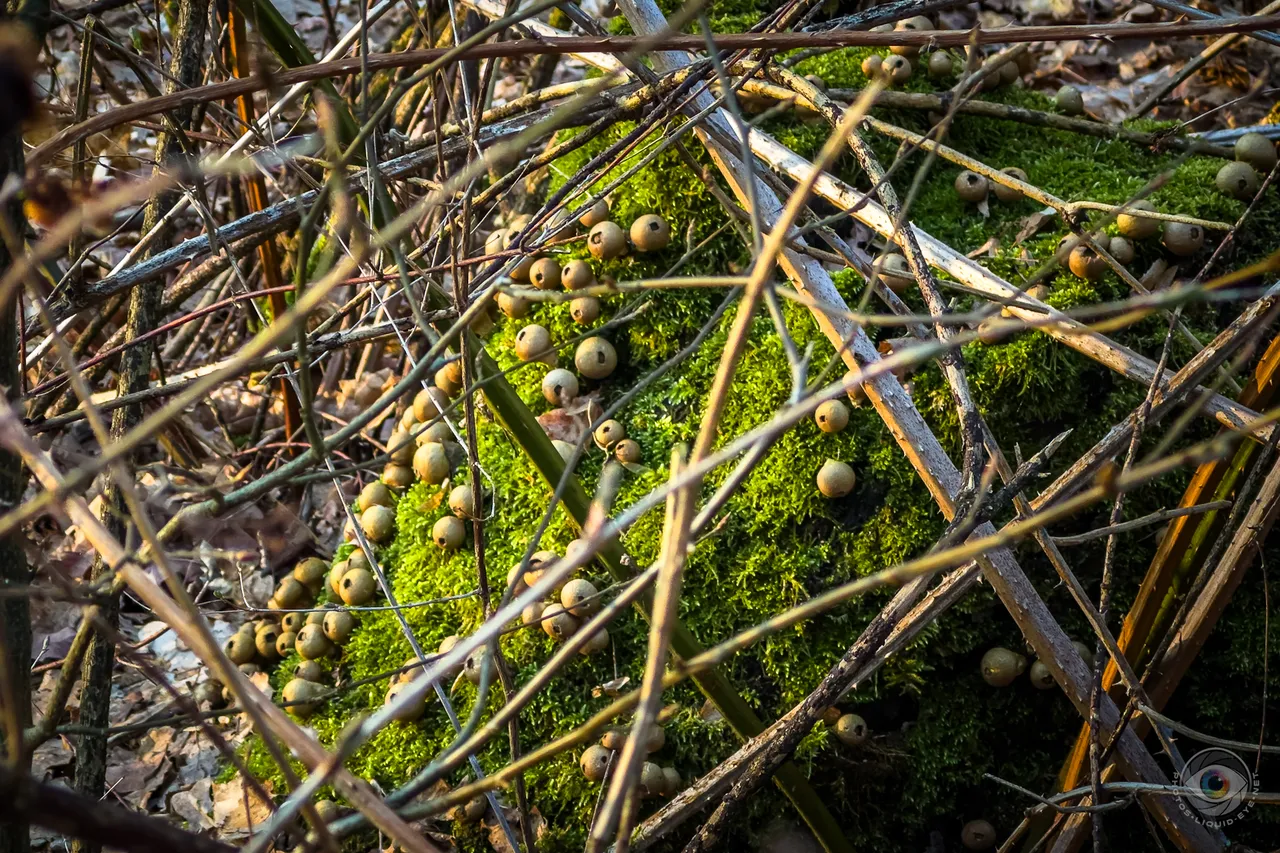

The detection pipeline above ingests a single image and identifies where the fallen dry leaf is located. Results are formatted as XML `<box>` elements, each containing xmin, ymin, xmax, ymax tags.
<box><xmin>967</xmin><ymin>236</ymin><xmax>1000</xmax><ymax>258</ymax></box>
<box><xmin>536</xmin><ymin>393</ymin><xmax>602</xmax><ymax>445</ymax></box>
<box><xmin>592</xmin><ymin>675</ymin><xmax>630</xmax><ymax>698</ymax></box>
<box><xmin>141</xmin><ymin>619</ymin><xmax>237</xmax><ymax>682</ymax></box>
<box><xmin>212</xmin><ymin>775</ymin><xmax>275</xmax><ymax>835</ymax></box>
<box><xmin>30</xmin><ymin>737</ymin><xmax>73</xmax><ymax>780</ymax></box>
<box><xmin>1015</xmin><ymin>209</ymin><xmax>1057</xmax><ymax>245</ymax></box>
<box><xmin>169</xmin><ymin>735</ymin><xmax>225</xmax><ymax>790</ymax></box>
<box><xmin>105</xmin><ymin>740</ymin><xmax>172</xmax><ymax>810</ymax></box>
<box><xmin>169</xmin><ymin>788</ymin><xmax>216</xmax><ymax>831</ymax></box>
<box><xmin>483</xmin><ymin>804</ymin><xmax>547</xmax><ymax>853</ymax></box>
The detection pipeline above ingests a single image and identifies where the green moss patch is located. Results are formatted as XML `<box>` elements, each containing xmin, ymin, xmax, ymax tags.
<box><xmin>242</xmin><ymin>36</ymin><xmax>1280</xmax><ymax>851</ymax></box>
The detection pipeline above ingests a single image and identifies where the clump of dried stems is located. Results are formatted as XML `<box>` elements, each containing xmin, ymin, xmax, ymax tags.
<box><xmin>2</xmin><ymin>0</ymin><xmax>1280</xmax><ymax>852</ymax></box>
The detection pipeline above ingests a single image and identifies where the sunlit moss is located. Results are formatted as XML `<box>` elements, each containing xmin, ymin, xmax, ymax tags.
<box><xmin>240</xmin><ymin>24</ymin><xmax>1280</xmax><ymax>851</ymax></box>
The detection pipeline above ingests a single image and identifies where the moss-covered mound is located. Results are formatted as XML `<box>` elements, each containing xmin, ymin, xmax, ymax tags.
<box><xmin>245</xmin><ymin>27</ymin><xmax>1280</xmax><ymax>852</ymax></box>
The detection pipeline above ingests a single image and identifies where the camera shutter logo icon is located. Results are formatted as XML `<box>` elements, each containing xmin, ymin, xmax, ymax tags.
<box><xmin>1178</xmin><ymin>747</ymin><xmax>1255</xmax><ymax>819</ymax></box>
